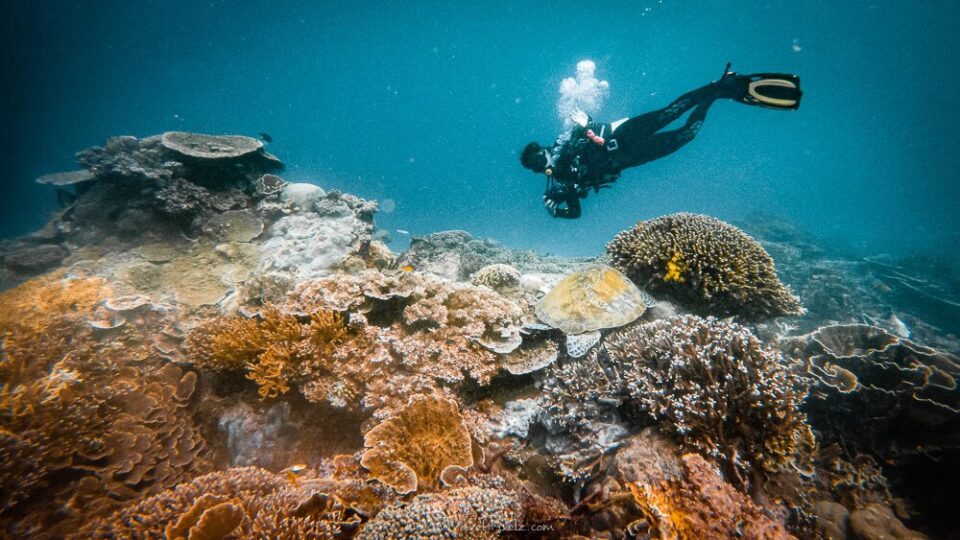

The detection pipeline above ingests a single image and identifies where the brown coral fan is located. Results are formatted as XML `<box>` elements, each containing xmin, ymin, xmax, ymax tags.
<box><xmin>360</xmin><ymin>396</ymin><xmax>473</xmax><ymax>494</ymax></box>
<box><xmin>598</xmin><ymin>315</ymin><xmax>814</xmax><ymax>485</ymax></box>
<box><xmin>606</xmin><ymin>213</ymin><xmax>803</xmax><ymax>319</ymax></box>
<box><xmin>630</xmin><ymin>453</ymin><xmax>796</xmax><ymax>540</ymax></box>
<box><xmin>74</xmin><ymin>466</ymin><xmax>364</xmax><ymax>540</ymax></box>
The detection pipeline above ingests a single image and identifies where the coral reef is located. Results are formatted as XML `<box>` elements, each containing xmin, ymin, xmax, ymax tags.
<box><xmin>606</xmin><ymin>212</ymin><xmax>803</xmax><ymax>319</ymax></box>
<box><xmin>10</xmin><ymin>135</ymin><xmax>960</xmax><ymax>539</ymax></box>
<box><xmin>73</xmin><ymin>466</ymin><xmax>365</xmax><ymax>540</ymax></box>
<box><xmin>605</xmin><ymin>315</ymin><xmax>814</xmax><ymax>483</ymax></box>
<box><xmin>785</xmin><ymin>323</ymin><xmax>960</xmax><ymax>528</ymax></box>
<box><xmin>360</xmin><ymin>396</ymin><xmax>473</xmax><ymax>494</ymax></box>
<box><xmin>629</xmin><ymin>453</ymin><xmax>795</xmax><ymax>540</ymax></box>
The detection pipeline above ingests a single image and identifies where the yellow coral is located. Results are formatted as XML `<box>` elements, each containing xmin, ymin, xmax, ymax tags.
<box><xmin>663</xmin><ymin>252</ymin><xmax>686</xmax><ymax>283</ymax></box>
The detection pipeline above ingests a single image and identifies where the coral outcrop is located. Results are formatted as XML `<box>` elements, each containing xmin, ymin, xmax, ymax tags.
<box><xmin>786</xmin><ymin>323</ymin><xmax>960</xmax><ymax>527</ymax></box>
<box><xmin>606</xmin><ymin>212</ymin><xmax>803</xmax><ymax>319</ymax></box>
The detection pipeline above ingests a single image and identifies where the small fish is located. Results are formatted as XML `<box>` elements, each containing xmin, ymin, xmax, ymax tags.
<box><xmin>396</xmin><ymin>229</ymin><xmax>410</xmax><ymax>235</ymax></box>
<box><xmin>285</xmin><ymin>463</ymin><xmax>309</xmax><ymax>487</ymax></box>
<box><xmin>401</xmin><ymin>265</ymin><xmax>414</xmax><ymax>273</ymax></box>
<box><xmin>258</xmin><ymin>132</ymin><xmax>273</xmax><ymax>143</ymax></box>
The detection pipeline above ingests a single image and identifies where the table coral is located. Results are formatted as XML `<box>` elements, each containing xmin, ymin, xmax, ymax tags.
<box><xmin>606</xmin><ymin>212</ymin><xmax>803</xmax><ymax>320</ymax></box>
<box><xmin>360</xmin><ymin>395</ymin><xmax>473</xmax><ymax>494</ymax></box>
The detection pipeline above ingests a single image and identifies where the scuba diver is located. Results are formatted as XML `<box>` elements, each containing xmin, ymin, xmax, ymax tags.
<box><xmin>520</xmin><ymin>64</ymin><xmax>802</xmax><ymax>218</ymax></box>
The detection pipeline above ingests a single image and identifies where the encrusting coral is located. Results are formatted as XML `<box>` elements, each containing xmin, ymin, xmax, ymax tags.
<box><xmin>606</xmin><ymin>212</ymin><xmax>803</xmax><ymax>319</ymax></box>
<box><xmin>629</xmin><ymin>453</ymin><xmax>796</xmax><ymax>540</ymax></box>
<box><xmin>360</xmin><ymin>395</ymin><xmax>474</xmax><ymax>494</ymax></box>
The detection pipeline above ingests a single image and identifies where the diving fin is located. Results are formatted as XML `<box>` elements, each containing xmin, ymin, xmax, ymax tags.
<box><xmin>719</xmin><ymin>64</ymin><xmax>803</xmax><ymax>110</ymax></box>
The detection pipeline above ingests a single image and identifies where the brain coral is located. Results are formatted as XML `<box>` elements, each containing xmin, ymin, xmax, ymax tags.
<box><xmin>606</xmin><ymin>212</ymin><xmax>803</xmax><ymax>319</ymax></box>
<box><xmin>360</xmin><ymin>396</ymin><xmax>473</xmax><ymax>494</ymax></box>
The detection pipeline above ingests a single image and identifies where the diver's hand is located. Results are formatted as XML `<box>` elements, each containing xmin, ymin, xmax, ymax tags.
<box><xmin>542</xmin><ymin>194</ymin><xmax>561</xmax><ymax>216</ymax></box>
<box><xmin>570</xmin><ymin>108</ymin><xmax>589</xmax><ymax>128</ymax></box>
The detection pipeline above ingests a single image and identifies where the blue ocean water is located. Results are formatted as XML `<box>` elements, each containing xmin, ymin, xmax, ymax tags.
<box><xmin>2</xmin><ymin>0</ymin><xmax>959</xmax><ymax>259</ymax></box>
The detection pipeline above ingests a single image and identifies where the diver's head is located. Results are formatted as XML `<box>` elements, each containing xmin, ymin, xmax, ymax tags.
<box><xmin>521</xmin><ymin>142</ymin><xmax>548</xmax><ymax>173</ymax></box>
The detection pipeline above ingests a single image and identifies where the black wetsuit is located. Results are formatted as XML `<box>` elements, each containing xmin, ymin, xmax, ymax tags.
<box><xmin>544</xmin><ymin>82</ymin><xmax>720</xmax><ymax>218</ymax></box>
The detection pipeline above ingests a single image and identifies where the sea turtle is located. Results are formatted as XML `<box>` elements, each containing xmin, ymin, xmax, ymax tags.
<box><xmin>533</xmin><ymin>264</ymin><xmax>655</xmax><ymax>357</ymax></box>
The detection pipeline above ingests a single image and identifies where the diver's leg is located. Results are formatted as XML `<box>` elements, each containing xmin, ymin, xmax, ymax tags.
<box><xmin>616</xmin><ymin>99</ymin><xmax>714</xmax><ymax>168</ymax></box>
<box><xmin>612</xmin><ymin>82</ymin><xmax>720</xmax><ymax>142</ymax></box>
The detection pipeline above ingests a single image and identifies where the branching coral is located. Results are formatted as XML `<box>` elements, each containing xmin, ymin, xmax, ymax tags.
<box><xmin>606</xmin><ymin>213</ymin><xmax>803</xmax><ymax>319</ymax></box>
<box><xmin>185</xmin><ymin>306</ymin><xmax>348</xmax><ymax>399</ymax></box>
<box><xmin>604</xmin><ymin>315</ymin><xmax>814</xmax><ymax>484</ymax></box>
<box><xmin>360</xmin><ymin>396</ymin><xmax>474</xmax><ymax>494</ymax></box>
<box><xmin>630</xmin><ymin>454</ymin><xmax>795</xmax><ymax>540</ymax></box>
<box><xmin>539</xmin><ymin>315</ymin><xmax>813</xmax><ymax>485</ymax></box>
<box><xmin>73</xmin><ymin>466</ymin><xmax>363</xmax><ymax>540</ymax></box>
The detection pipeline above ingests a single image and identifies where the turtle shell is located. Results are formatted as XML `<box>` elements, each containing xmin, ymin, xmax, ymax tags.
<box><xmin>535</xmin><ymin>264</ymin><xmax>654</xmax><ymax>335</ymax></box>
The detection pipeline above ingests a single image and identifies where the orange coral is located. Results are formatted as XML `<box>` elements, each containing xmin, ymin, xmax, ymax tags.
<box><xmin>0</xmin><ymin>272</ymin><xmax>110</xmax><ymax>386</ymax></box>
<box><xmin>185</xmin><ymin>306</ymin><xmax>348</xmax><ymax>399</ymax></box>
<box><xmin>630</xmin><ymin>454</ymin><xmax>795</xmax><ymax>540</ymax></box>
<box><xmin>360</xmin><ymin>396</ymin><xmax>474</xmax><ymax>494</ymax></box>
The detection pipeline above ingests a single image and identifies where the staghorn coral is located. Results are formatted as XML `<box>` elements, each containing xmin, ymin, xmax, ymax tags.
<box><xmin>606</xmin><ymin>212</ymin><xmax>803</xmax><ymax>319</ymax></box>
<box><xmin>629</xmin><ymin>453</ymin><xmax>795</xmax><ymax>540</ymax></box>
<box><xmin>74</xmin><ymin>466</ymin><xmax>364</xmax><ymax>540</ymax></box>
<box><xmin>360</xmin><ymin>395</ymin><xmax>474</xmax><ymax>494</ymax></box>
